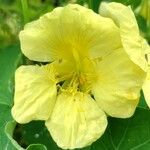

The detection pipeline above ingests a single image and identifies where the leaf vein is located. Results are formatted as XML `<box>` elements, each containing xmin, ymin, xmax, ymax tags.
<box><xmin>108</xmin><ymin>124</ymin><xmax>116</xmax><ymax>150</ymax></box>
<box><xmin>131</xmin><ymin>139</ymin><xmax>150</xmax><ymax>150</ymax></box>
<box><xmin>116</xmin><ymin>119</ymin><xmax>130</xmax><ymax>150</ymax></box>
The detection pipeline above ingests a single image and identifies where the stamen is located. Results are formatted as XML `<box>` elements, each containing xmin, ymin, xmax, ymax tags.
<box><xmin>69</xmin><ymin>73</ymin><xmax>79</xmax><ymax>89</ymax></box>
<box><xmin>57</xmin><ymin>72</ymin><xmax>73</xmax><ymax>82</ymax></box>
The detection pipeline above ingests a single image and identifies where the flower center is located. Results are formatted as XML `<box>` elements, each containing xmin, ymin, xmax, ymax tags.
<box><xmin>55</xmin><ymin>56</ymin><xmax>97</xmax><ymax>93</ymax></box>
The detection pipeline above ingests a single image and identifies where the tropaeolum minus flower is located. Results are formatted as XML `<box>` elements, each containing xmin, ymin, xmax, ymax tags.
<box><xmin>12</xmin><ymin>2</ymin><xmax>149</xmax><ymax>149</ymax></box>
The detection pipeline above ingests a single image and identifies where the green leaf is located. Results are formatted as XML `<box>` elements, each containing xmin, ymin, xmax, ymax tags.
<box><xmin>0</xmin><ymin>44</ymin><xmax>22</xmax><ymax>106</ymax></box>
<box><xmin>5</xmin><ymin>121</ymin><xmax>22</xmax><ymax>150</ymax></box>
<box><xmin>0</xmin><ymin>104</ymin><xmax>15</xmax><ymax>150</ymax></box>
<box><xmin>5</xmin><ymin>121</ymin><xmax>47</xmax><ymax>150</ymax></box>
<box><xmin>91</xmin><ymin>107</ymin><xmax>150</xmax><ymax>150</ymax></box>
<box><xmin>0</xmin><ymin>44</ymin><xmax>23</xmax><ymax>149</ymax></box>
<box><xmin>26</xmin><ymin>144</ymin><xmax>47</xmax><ymax>150</ymax></box>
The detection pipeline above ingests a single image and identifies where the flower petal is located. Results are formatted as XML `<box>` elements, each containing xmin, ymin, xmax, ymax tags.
<box><xmin>45</xmin><ymin>91</ymin><xmax>107</xmax><ymax>149</ymax></box>
<box><xmin>11</xmin><ymin>64</ymin><xmax>57</xmax><ymax>123</ymax></box>
<box><xmin>143</xmin><ymin>71</ymin><xmax>150</xmax><ymax>107</ymax></box>
<box><xmin>19</xmin><ymin>7</ymin><xmax>63</xmax><ymax>62</ymax></box>
<box><xmin>142</xmin><ymin>39</ymin><xmax>150</xmax><ymax>108</ymax></box>
<box><xmin>92</xmin><ymin>48</ymin><xmax>146</xmax><ymax>118</ymax></box>
<box><xmin>99</xmin><ymin>2</ymin><xmax>147</xmax><ymax>71</ymax></box>
<box><xmin>142</xmin><ymin>38</ymin><xmax>150</xmax><ymax>65</ymax></box>
<box><xmin>20</xmin><ymin>4</ymin><xmax>121</xmax><ymax>62</ymax></box>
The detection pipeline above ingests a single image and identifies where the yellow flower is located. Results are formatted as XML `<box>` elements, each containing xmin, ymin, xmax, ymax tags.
<box><xmin>12</xmin><ymin>3</ymin><xmax>148</xmax><ymax>149</ymax></box>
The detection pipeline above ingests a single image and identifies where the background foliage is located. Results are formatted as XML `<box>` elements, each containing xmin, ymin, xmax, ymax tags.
<box><xmin>0</xmin><ymin>0</ymin><xmax>150</xmax><ymax>149</ymax></box>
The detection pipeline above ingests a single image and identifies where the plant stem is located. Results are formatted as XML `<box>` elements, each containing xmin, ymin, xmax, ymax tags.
<box><xmin>88</xmin><ymin>0</ymin><xmax>93</xmax><ymax>10</ymax></box>
<box><xmin>21</xmin><ymin>0</ymin><xmax>29</xmax><ymax>24</ymax></box>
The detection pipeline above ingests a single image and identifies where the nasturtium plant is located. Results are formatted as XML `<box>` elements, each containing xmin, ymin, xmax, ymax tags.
<box><xmin>10</xmin><ymin>1</ymin><xmax>150</xmax><ymax>150</ymax></box>
<box><xmin>1</xmin><ymin>0</ymin><xmax>150</xmax><ymax>150</ymax></box>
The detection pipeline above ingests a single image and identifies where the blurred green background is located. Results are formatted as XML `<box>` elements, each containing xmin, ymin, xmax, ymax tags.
<box><xmin>0</xmin><ymin>0</ymin><xmax>150</xmax><ymax>150</ymax></box>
